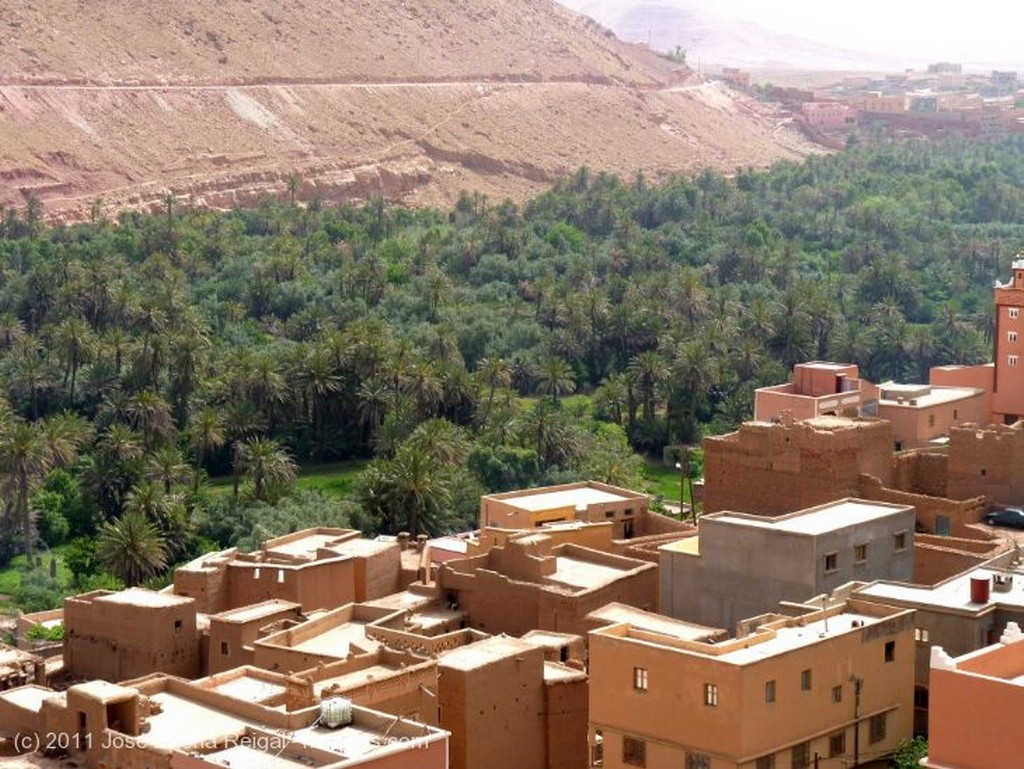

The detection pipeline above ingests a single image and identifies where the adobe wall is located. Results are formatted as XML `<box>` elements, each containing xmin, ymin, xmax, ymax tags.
<box><xmin>857</xmin><ymin>475</ymin><xmax>987</xmax><ymax>538</ymax></box>
<box><xmin>172</xmin><ymin>549</ymin><xmax>237</xmax><ymax>614</ymax></box>
<box><xmin>947</xmin><ymin>423</ymin><xmax>1024</xmax><ymax>504</ymax></box>
<box><xmin>893</xmin><ymin>450</ymin><xmax>949</xmax><ymax>498</ymax></box>
<box><xmin>913</xmin><ymin>537</ymin><xmax>1007</xmax><ymax>586</ymax></box>
<box><xmin>359</xmin><ymin>545</ymin><xmax>401</xmax><ymax>601</ymax></box>
<box><xmin>226</xmin><ymin>557</ymin><xmax>355</xmax><ymax>612</ymax></box>
<box><xmin>206</xmin><ymin>602</ymin><xmax>303</xmax><ymax>675</ymax></box>
<box><xmin>545</xmin><ymin>675</ymin><xmax>588</xmax><ymax>769</ymax></box>
<box><xmin>703</xmin><ymin>418</ymin><xmax>894</xmax><ymax>514</ymax></box>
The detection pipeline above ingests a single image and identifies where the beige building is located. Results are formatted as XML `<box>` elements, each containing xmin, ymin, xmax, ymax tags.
<box><xmin>438</xmin><ymin>534</ymin><xmax>659</xmax><ymax>637</ymax></box>
<box><xmin>589</xmin><ymin>598</ymin><xmax>915</xmax><ymax>769</ymax></box>
<box><xmin>480</xmin><ymin>481</ymin><xmax>650</xmax><ymax>539</ymax></box>
<box><xmin>661</xmin><ymin>499</ymin><xmax>916</xmax><ymax>631</ymax></box>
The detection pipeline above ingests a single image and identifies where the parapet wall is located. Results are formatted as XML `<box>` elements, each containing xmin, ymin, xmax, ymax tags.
<box><xmin>948</xmin><ymin>423</ymin><xmax>1024</xmax><ymax>504</ymax></box>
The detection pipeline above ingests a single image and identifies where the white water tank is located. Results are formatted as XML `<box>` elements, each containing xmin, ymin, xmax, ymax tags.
<box><xmin>320</xmin><ymin>697</ymin><xmax>354</xmax><ymax>729</ymax></box>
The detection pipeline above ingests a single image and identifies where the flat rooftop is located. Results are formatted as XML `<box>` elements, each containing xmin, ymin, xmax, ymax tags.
<box><xmin>96</xmin><ymin>587</ymin><xmax>193</xmax><ymax>609</ymax></box>
<box><xmin>545</xmin><ymin>555</ymin><xmax>635</xmax><ymax>592</ymax></box>
<box><xmin>132</xmin><ymin>691</ymin><xmax>250</xmax><ymax>751</ymax></box>
<box><xmin>312</xmin><ymin>663</ymin><xmax>405</xmax><ymax>697</ymax></box>
<box><xmin>719</xmin><ymin>612</ymin><xmax>880</xmax><ymax>664</ymax></box>
<box><xmin>293</xmin><ymin>621</ymin><xmax>378</xmax><ymax>658</ymax></box>
<box><xmin>197</xmin><ymin>743</ymin><xmax>324</xmax><ymax>769</ymax></box>
<box><xmin>500</xmin><ymin>487</ymin><xmax>634</xmax><ymax>512</ymax></box>
<box><xmin>210</xmin><ymin>675</ymin><xmax>286</xmax><ymax>704</ymax></box>
<box><xmin>857</xmin><ymin>568</ymin><xmax>1024</xmax><ymax>612</ymax></box>
<box><xmin>879</xmin><ymin>385</ymin><xmax>982</xmax><ymax>408</ymax></box>
<box><xmin>707</xmin><ymin>499</ymin><xmax>911</xmax><ymax>537</ymax></box>
<box><xmin>439</xmin><ymin>635</ymin><xmax>534</xmax><ymax>672</ymax></box>
<box><xmin>588</xmin><ymin>604</ymin><xmax>724</xmax><ymax>642</ymax></box>
<box><xmin>264</xmin><ymin>532</ymin><xmax>348</xmax><ymax>558</ymax></box>
<box><xmin>213</xmin><ymin>600</ymin><xmax>300</xmax><ymax>624</ymax></box>
<box><xmin>543</xmin><ymin>661</ymin><xmax>587</xmax><ymax>683</ymax></box>
<box><xmin>0</xmin><ymin>685</ymin><xmax>54</xmax><ymax>713</ymax></box>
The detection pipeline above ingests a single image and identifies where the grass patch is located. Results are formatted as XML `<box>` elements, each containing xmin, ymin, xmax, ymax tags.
<box><xmin>0</xmin><ymin>545</ymin><xmax>73</xmax><ymax>610</ymax></box>
<box><xmin>642</xmin><ymin>458</ymin><xmax>697</xmax><ymax>504</ymax></box>
<box><xmin>207</xmin><ymin>459</ymin><xmax>370</xmax><ymax>500</ymax></box>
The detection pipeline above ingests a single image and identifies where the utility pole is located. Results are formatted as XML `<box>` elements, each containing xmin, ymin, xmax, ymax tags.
<box><xmin>852</xmin><ymin>676</ymin><xmax>863</xmax><ymax>766</ymax></box>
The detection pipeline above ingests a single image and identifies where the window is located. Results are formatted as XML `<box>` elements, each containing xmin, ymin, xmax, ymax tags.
<box><xmin>823</xmin><ymin>552</ymin><xmax>838</xmax><ymax>573</ymax></box>
<box><xmin>765</xmin><ymin>679</ymin><xmax>776</xmax><ymax>703</ymax></box>
<box><xmin>854</xmin><ymin>543</ymin><xmax>868</xmax><ymax>563</ymax></box>
<box><xmin>885</xmin><ymin>640</ymin><xmax>896</xmax><ymax>663</ymax></box>
<box><xmin>755</xmin><ymin>756</ymin><xmax>775</xmax><ymax>769</ymax></box>
<box><xmin>1010</xmin><ymin>331</ymin><xmax>1019</xmax><ymax>342</ymax></box>
<box><xmin>253</xmin><ymin>568</ymin><xmax>261</xmax><ymax>580</ymax></box>
<box><xmin>277</xmin><ymin>569</ymin><xmax>286</xmax><ymax>583</ymax></box>
<box><xmin>220</xmin><ymin>641</ymin><xmax>229</xmax><ymax>656</ymax></box>
<box><xmin>832</xmin><ymin>684</ymin><xmax>842</xmax><ymax>703</ymax></box>
<box><xmin>792</xmin><ymin>741</ymin><xmax>810</xmax><ymax>769</ymax></box>
<box><xmin>928</xmin><ymin>413</ymin><xmax>936</xmax><ymax>428</ymax></box>
<box><xmin>801</xmin><ymin>669</ymin><xmax>812</xmax><ymax>691</ymax></box>
<box><xmin>686</xmin><ymin>754</ymin><xmax>710</xmax><ymax>769</ymax></box>
<box><xmin>1010</xmin><ymin>355</ymin><xmax>1019</xmax><ymax>367</ymax></box>
<box><xmin>869</xmin><ymin>712</ymin><xmax>887</xmax><ymax>744</ymax></box>
<box><xmin>633</xmin><ymin>667</ymin><xmax>648</xmax><ymax>691</ymax></box>
<box><xmin>829</xmin><ymin>731</ymin><xmax>846</xmax><ymax>757</ymax></box>
<box><xmin>173</xmin><ymin>619</ymin><xmax>182</xmax><ymax>634</ymax></box>
<box><xmin>915</xmin><ymin>628</ymin><xmax>930</xmax><ymax>643</ymax></box>
<box><xmin>623</xmin><ymin>737</ymin><xmax>646</xmax><ymax>767</ymax></box>
<box><xmin>591</xmin><ymin>729</ymin><xmax>603</xmax><ymax>767</ymax></box>
<box><xmin>1011</xmin><ymin>308</ymin><xmax>1020</xmax><ymax>319</ymax></box>
<box><xmin>704</xmin><ymin>683</ymin><xmax>718</xmax><ymax>706</ymax></box>
<box><xmin>893</xmin><ymin>531</ymin><xmax>907</xmax><ymax>552</ymax></box>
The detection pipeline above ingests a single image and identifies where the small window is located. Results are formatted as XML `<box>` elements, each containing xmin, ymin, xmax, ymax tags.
<box><xmin>220</xmin><ymin>641</ymin><xmax>229</xmax><ymax>656</ymax></box>
<box><xmin>755</xmin><ymin>756</ymin><xmax>775</xmax><ymax>769</ymax></box>
<box><xmin>685</xmin><ymin>754</ymin><xmax>710</xmax><ymax>769</ymax></box>
<box><xmin>1010</xmin><ymin>331</ymin><xmax>1019</xmax><ymax>342</ymax></box>
<box><xmin>869</xmin><ymin>712</ymin><xmax>887</xmax><ymax>744</ymax></box>
<box><xmin>928</xmin><ymin>413</ymin><xmax>936</xmax><ymax>428</ymax></box>
<box><xmin>704</xmin><ymin>683</ymin><xmax>718</xmax><ymax>707</ymax></box>
<box><xmin>953</xmin><ymin>409</ymin><xmax>959</xmax><ymax>420</ymax></box>
<box><xmin>1011</xmin><ymin>308</ymin><xmax>1020</xmax><ymax>319</ymax></box>
<box><xmin>277</xmin><ymin>569</ymin><xmax>285</xmax><ymax>584</ymax></box>
<box><xmin>765</xmin><ymin>679</ymin><xmax>776</xmax><ymax>703</ymax></box>
<box><xmin>832</xmin><ymin>684</ymin><xmax>842</xmax><ymax>703</ymax></box>
<box><xmin>801</xmin><ymin>668</ymin><xmax>812</xmax><ymax>691</ymax></box>
<box><xmin>854</xmin><ymin>543</ymin><xmax>868</xmax><ymax>563</ymax></box>
<box><xmin>1010</xmin><ymin>355</ymin><xmax>1019</xmax><ymax>367</ymax></box>
<box><xmin>605</xmin><ymin>511</ymin><xmax>615</xmax><ymax>518</ymax></box>
<box><xmin>893</xmin><ymin>531</ymin><xmax>907</xmax><ymax>552</ymax></box>
<box><xmin>253</xmin><ymin>568</ymin><xmax>261</xmax><ymax>580</ymax></box>
<box><xmin>591</xmin><ymin>729</ymin><xmax>603</xmax><ymax>767</ymax></box>
<box><xmin>792</xmin><ymin>741</ymin><xmax>810</xmax><ymax>769</ymax></box>
<box><xmin>633</xmin><ymin>667</ymin><xmax>648</xmax><ymax>691</ymax></box>
<box><xmin>824</xmin><ymin>552</ymin><xmax>838</xmax><ymax>573</ymax></box>
<box><xmin>885</xmin><ymin>640</ymin><xmax>896</xmax><ymax>662</ymax></box>
<box><xmin>174</xmin><ymin>619</ymin><xmax>182</xmax><ymax>634</ymax></box>
<box><xmin>915</xmin><ymin>628</ymin><xmax>930</xmax><ymax>643</ymax></box>
<box><xmin>623</xmin><ymin>737</ymin><xmax>646</xmax><ymax>767</ymax></box>
<box><xmin>829</xmin><ymin>731</ymin><xmax>846</xmax><ymax>757</ymax></box>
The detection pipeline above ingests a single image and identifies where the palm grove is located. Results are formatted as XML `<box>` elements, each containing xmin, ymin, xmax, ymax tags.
<box><xmin>0</xmin><ymin>135</ymin><xmax>1020</xmax><ymax>602</ymax></box>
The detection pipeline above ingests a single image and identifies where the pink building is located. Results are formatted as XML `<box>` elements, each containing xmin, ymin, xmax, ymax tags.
<box><xmin>753</xmin><ymin>361</ymin><xmax>868</xmax><ymax>421</ymax></box>
<box><xmin>926</xmin><ymin>621</ymin><xmax>1024</xmax><ymax>768</ymax></box>
<box><xmin>800</xmin><ymin>101</ymin><xmax>858</xmax><ymax>131</ymax></box>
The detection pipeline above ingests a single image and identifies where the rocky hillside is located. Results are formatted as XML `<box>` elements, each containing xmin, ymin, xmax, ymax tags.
<box><xmin>0</xmin><ymin>0</ymin><xmax>818</xmax><ymax>218</ymax></box>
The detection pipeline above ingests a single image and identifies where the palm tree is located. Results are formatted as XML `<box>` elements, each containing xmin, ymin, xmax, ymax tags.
<box><xmin>386</xmin><ymin>446</ymin><xmax>451</xmax><ymax>536</ymax></box>
<box><xmin>0</xmin><ymin>419</ymin><xmax>53</xmax><ymax>557</ymax></box>
<box><xmin>534</xmin><ymin>356</ymin><xmax>576</xmax><ymax>406</ymax></box>
<box><xmin>233</xmin><ymin>437</ymin><xmax>298</xmax><ymax>502</ymax></box>
<box><xmin>96</xmin><ymin>510</ymin><xmax>168</xmax><ymax>587</ymax></box>
<box><xmin>127</xmin><ymin>389</ymin><xmax>175</xmax><ymax>449</ymax></box>
<box><xmin>187</xmin><ymin>406</ymin><xmax>226</xmax><ymax>492</ymax></box>
<box><xmin>145</xmin><ymin>446</ymin><xmax>192</xmax><ymax>495</ymax></box>
<box><xmin>627</xmin><ymin>351</ymin><xmax>667</xmax><ymax>423</ymax></box>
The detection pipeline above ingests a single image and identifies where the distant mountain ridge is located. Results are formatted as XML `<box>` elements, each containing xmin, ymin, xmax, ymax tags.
<box><xmin>558</xmin><ymin>1</ymin><xmax>910</xmax><ymax>71</ymax></box>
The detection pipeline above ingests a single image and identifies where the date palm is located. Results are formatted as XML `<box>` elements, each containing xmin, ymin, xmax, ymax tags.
<box><xmin>96</xmin><ymin>509</ymin><xmax>168</xmax><ymax>587</ymax></box>
<box><xmin>233</xmin><ymin>437</ymin><xmax>298</xmax><ymax>503</ymax></box>
<box><xmin>534</xmin><ymin>356</ymin><xmax>576</xmax><ymax>406</ymax></box>
<box><xmin>187</xmin><ymin>406</ymin><xmax>226</xmax><ymax>492</ymax></box>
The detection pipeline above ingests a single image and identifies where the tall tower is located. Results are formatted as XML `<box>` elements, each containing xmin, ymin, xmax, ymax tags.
<box><xmin>992</xmin><ymin>257</ymin><xmax>1024</xmax><ymax>424</ymax></box>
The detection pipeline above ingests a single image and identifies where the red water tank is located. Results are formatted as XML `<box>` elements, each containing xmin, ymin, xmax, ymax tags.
<box><xmin>970</xmin><ymin>575</ymin><xmax>991</xmax><ymax>604</ymax></box>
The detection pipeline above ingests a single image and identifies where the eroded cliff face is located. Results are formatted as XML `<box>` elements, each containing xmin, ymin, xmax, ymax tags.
<box><xmin>0</xmin><ymin>0</ymin><xmax>817</xmax><ymax>219</ymax></box>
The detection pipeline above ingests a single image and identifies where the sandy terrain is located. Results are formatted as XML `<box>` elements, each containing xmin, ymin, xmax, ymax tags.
<box><xmin>0</xmin><ymin>0</ymin><xmax>820</xmax><ymax>219</ymax></box>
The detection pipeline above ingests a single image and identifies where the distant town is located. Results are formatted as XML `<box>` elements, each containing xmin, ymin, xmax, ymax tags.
<box><xmin>717</xmin><ymin>63</ymin><xmax>1024</xmax><ymax>148</ymax></box>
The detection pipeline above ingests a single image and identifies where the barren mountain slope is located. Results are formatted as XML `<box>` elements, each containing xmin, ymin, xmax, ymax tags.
<box><xmin>0</xmin><ymin>0</ymin><xmax>818</xmax><ymax>218</ymax></box>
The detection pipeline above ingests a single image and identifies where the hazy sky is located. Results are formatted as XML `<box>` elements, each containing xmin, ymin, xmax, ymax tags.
<box><xmin>711</xmin><ymin>1</ymin><xmax>1022</xmax><ymax>67</ymax></box>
